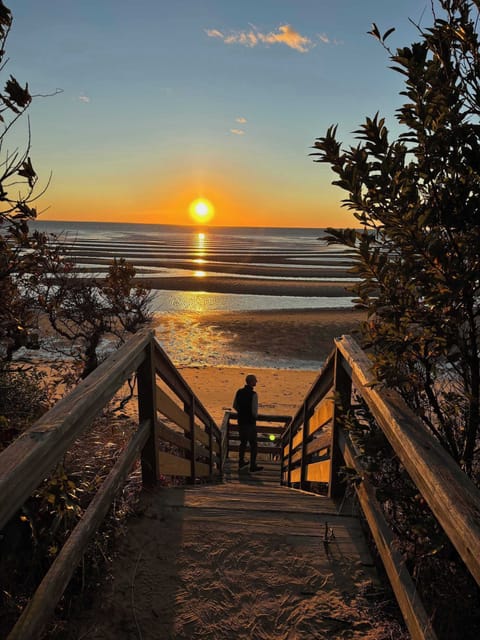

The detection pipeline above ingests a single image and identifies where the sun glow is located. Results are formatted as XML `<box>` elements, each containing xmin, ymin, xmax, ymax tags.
<box><xmin>189</xmin><ymin>198</ymin><xmax>215</xmax><ymax>224</ymax></box>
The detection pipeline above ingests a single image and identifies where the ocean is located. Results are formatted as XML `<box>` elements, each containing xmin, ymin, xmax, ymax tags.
<box><xmin>31</xmin><ymin>220</ymin><xmax>356</xmax><ymax>313</ymax></box>
<box><xmin>26</xmin><ymin>221</ymin><xmax>358</xmax><ymax>369</ymax></box>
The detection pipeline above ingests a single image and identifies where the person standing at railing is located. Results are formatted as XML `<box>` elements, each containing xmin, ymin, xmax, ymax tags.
<box><xmin>233</xmin><ymin>374</ymin><xmax>263</xmax><ymax>473</ymax></box>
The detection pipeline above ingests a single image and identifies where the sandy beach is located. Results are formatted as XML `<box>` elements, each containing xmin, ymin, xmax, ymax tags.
<box><xmin>157</xmin><ymin>307</ymin><xmax>365</xmax><ymax>423</ymax></box>
<box><xmin>153</xmin><ymin>307</ymin><xmax>365</xmax><ymax>371</ymax></box>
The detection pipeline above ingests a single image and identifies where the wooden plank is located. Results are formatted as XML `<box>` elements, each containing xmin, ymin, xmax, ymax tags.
<box><xmin>291</xmin><ymin>428</ymin><xmax>303</xmax><ymax>452</ymax></box>
<box><xmin>309</xmin><ymin>397</ymin><xmax>334</xmax><ymax>434</ymax></box>
<box><xmin>329</xmin><ymin>346</ymin><xmax>352</xmax><ymax>499</ymax></box>
<box><xmin>138</xmin><ymin>339</ymin><xmax>158</xmax><ymax>486</ymax></box>
<box><xmin>7</xmin><ymin>420</ymin><xmax>151</xmax><ymax>640</ymax></box>
<box><xmin>156</xmin><ymin>420</ymin><xmax>191</xmax><ymax>452</ymax></box>
<box><xmin>0</xmin><ymin>328</ymin><xmax>153</xmax><ymax>531</ymax></box>
<box><xmin>284</xmin><ymin>429</ymin><xmax>331</xmax><ymax>461</ymax></box>
<box><xmin>289</xmin><ymin>467</ymin><xmax>301</xmax><ymax>483</ymax></box>
<box><xmin>336</xmin><ymin>335</ymin><xmax>480</xmax><ymax>586</ymax></box>
<box><xmin>227</xmin><ymin>445</ymin><xmax>281</xmax><ymax>456</ymax></box>
<box><xmin>156</xmin><ymin>386</ymin><xmax>189</xmax><ymax>430</ymax></box>
<box><xmin>155</xmin><ymin>421</ymin><xmax>213</xmax><ymax>460</ymax></box>
<box><xmin>229</xmin><ymin>413</ymin><xmax>292</xmax><ymax>424</ymax></box>
<box><xmin>155</xmin><ymin>387</ymin><xmax>213</xmax><ymax>451</ymax></box>
<box><xmin>158</xmin><ymin>451</ymin><xmax>210</xmax><ymax>477</ymax></box>
<box><xmin>339</xmin><ymin>429</ymin><xmax>437</xmax><ymax>640</ymax></box>
<box><xmin>153</xmin><ymin>339</ymin><xmax>220</xmax><ymax>441</ymax></box>
<box><xmin>288</xmin><ymin>352</ymin><xmax>335</xmax><ymax>435</ymax></box>
<box><xmin>220</xmin><ymin>412</ymin><xmax>229</xmax><ymax>471</ymax></box>
<box><xmin>305</xmin><ymin>460</ymin><xmax>330</xmax><ymax>483</ymax></box>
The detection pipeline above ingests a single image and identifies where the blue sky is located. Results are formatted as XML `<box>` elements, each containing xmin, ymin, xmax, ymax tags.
<box><xmin>6</xmin><ymin>0</ymin><xmax>427</xmax><ymax>227</ymax></box>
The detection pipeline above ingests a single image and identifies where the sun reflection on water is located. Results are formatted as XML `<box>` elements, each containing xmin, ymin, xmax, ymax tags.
<box><xmin>195</xmin><ymin>232</ymin><xmax>206</xmax><ymax>258</ymax></box>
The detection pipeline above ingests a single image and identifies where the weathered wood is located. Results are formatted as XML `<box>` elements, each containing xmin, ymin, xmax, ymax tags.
<box><xmin>290</xmin><ymin>437</ymin><xmax>330</xmax><ymax>466</ymax></box>
<box><xmin>288</xmin><ymin>352</ymin><xmax>335</xmax><ymax>434</ymax></box>
<box><xmin>230</xmin><ymin>413</ymin><xmax>291</xmax><ymax>425</ymax></box>
<box><xmin>188</xmin><ymin>397</ymin><xmax>197</xmax><ymax>483</ymax></box>
<box><xmin>138</xmin><ymin>338</ymin><xmax>158</xmax><ymax>486</ymax></box>
<box><xmin>220</xmin><ymin>412</ymin><xmax>229</xmax><ymax>469</ymax></box>
<box><xmin>158</xmin><ymin>451</ymin><xmax>211</xmax><ymax>477</ymax></box>
<box><xmin>298</xmin><ymin>402</ymin><xmax>310</xmax><ymax>489</ymax></box>
<box><xmin>285</xmin><ymin>428</ymin><xmax>331</xmax><ymax>462</ymax></box>
<box><xmin>336</xmin><ymin>335</ymin><xmax>480</xmax><ymax>586</ymax></box>
<box><xmin>309</xmin><ymin>397</ymin><xmax>334</xmax><ymax>434</ymax></box>
<box><xmin>156</xmin><ymin>386</ymin><xmax>189</xmax><ymax>430</ymax></box>
<box><xmin>228</xmin><ymin>444</ymin><xmax>282</xmax><ymax>456</ymax></box>
<box><xmin>288</xmin><ymin>466</ymin><xmax>301</xmax><ymax>483</ymax></box>
<box><xmin>155</xmin><ymin>421</ymin><xmax>212</xmax><ymax>460</ymax></box>
<box><xmin>0</xmin><ymin>329</ymin><xmax>153</xmax><ymax>531</ymax></box>
<box><xmin>7</xmin><ymin>419</ymin><xmax>151</xmax><ymax>640</ymax></box>
<box><xmin>156</xmin><ymin>386</ymin><xmax>216</xmax><ymax>452</ymax></box>
<box><xmin>339</xmin><ymin>429</ymin><xmax>437</xmax><ymax>640</ymax></box>
<box><xmin>153</xmin><ymin>339</ymin><xmax>220</xmax><ymax>440</ymax></box>
<box><xmin>329</xmin><ymin>346</ymin><xmax>352</xmax><ymax>499</ymax></box>
<box><xmin>305</xmin><ymin>459</ymin><xmax>330</xmax><ymax>483</ymax></box>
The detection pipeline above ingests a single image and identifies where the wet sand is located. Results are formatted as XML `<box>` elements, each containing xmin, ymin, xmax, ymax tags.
<box><xmin>153</xmin><ymin>307</ymin><xmax>365</xmax><ymax>370</ymax></box>
<box><xmin>153</xmin><ymin>307</ymin><xmax>366</xmax><ymax>424</ymax></box>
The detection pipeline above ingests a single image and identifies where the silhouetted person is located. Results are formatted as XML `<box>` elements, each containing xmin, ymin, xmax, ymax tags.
<box><xmin>233</xmin><ymin>374</ymin><xmax>263</xmax><ymax>473</ymax></box>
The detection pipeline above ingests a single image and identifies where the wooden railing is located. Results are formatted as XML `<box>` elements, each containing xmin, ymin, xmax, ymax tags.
<box><xmin>221</xmin><ymin>411</ymin><xmax>291</xmax><ymax>468</ymax></box>
<box><xmin>0</xmin><ymin>329</ymin><xmax>221</xmax><ymax>640</ymax></box>
<box><xmin>281</xmin><ymin>334</ymin><xmax>480</xmax><ymax>640</ymax></box>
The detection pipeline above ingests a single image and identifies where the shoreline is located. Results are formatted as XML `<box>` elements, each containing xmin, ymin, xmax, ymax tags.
<box><xmin>153</xmin><ymin>306</ymin><xmax>365</xmax><ymax>370</ymax></box>
<box><xmin>143</xmin><ymin>276</ymin><xmax>353</xmax><ymax>297</ymax></box>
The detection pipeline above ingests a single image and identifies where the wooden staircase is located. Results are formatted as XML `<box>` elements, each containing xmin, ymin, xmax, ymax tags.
<box><xmin>222</xmin><ymin>458</ymin><xmax>282</xmax><ymax>484</ymax></box>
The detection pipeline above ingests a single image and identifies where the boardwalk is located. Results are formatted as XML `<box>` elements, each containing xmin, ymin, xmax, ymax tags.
<box><xmin>70</xmin><ymin>461</ymin><xmax>393</xmax><ymax>640</ymax></box>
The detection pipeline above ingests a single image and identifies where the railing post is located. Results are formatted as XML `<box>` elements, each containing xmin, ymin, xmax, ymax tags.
<box><xmin>300</xmin><ymin>401</ymin><xmax>310</xmax><ymax>491</ymax></box>
<box><xmin>187</xmin><ymin>396</ymin><xmax>196</xmax><ymax>484</ymax></box>
<box><xmin>137</xmin><ymin>338</ymin><xmax>159</xmax><ymax>487</ymax></box>
<box><xmin>208</xmin><ymin>420</ymin><xmax>214</xmax><ymax>480</ymax></box>
<box><xmin>226</xmin><ymin>415</ymin><xmax>230</xmax><ymax>459</ymax></box>
<box><xmin>329</xmin><ymin>348</ymin><xmax>352</xmax><ymax>499</ymax></box>
<box><xmin>287</xmin><ymin>424</ymin><xmax>294</xmax><ymax>487</ymax></box>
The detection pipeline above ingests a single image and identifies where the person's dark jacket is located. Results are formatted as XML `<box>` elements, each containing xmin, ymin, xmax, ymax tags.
<box><xmin>233</xmin><ymin>385</ymin><xmax>258</xmax><ymax>425</ymax></box>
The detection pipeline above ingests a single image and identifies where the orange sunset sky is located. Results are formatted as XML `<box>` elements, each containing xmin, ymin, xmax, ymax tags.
<box><xmin>8</xmin><ymin>1</ymin><xmax>423</xmax><ymax>228</ymax></box>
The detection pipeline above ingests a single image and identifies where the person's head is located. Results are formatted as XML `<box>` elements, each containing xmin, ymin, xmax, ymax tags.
<box><xmin>246</xmin><ymin>374</ymin><xmax>257</xmax><ymax>387</ymax></box>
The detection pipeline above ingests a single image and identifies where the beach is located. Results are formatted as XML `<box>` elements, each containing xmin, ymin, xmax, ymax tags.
<box><xmin>152</xmin><ymin>307</ymin><xmax>365</xmax><ymax>424</ymax></box>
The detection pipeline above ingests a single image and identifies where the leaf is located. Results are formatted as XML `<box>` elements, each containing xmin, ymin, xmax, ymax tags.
<box><xmin>382</xmin><ymin>27</ymin><xmax>395</xmax><ymax>41</ymax></box>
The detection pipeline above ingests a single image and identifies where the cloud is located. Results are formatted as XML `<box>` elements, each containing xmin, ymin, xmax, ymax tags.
<box><xmin>236</xmin><ymin>117</ymin><xmax>247</xmax><ymax>124</ymax></box>
<box><xmin>78</xmin><ymin>94</ymin><xmax>90</xmax><ymax>103</ymax></box>
<box><xmin>230</xmin><ymin>128</ymin><xmax>245</xmax><ymax>135</ymax></box>
<box><xmin>206</xmin><ymin>24</ymin><xmax>313</xmax><ymax>53</ymax></box>
<box><xmin>317</xmin><ymin>33</ymin><xmax>343</xmax><ymax>46</ymax></box>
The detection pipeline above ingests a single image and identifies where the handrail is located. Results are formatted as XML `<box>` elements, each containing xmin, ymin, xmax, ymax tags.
<box><xmin>0</xmin><ymin>329</ymin><xmax>153</xmax><ymax>531</ymax></box>
<box><xmin>1</xmin><ymin>329</ymin><xmax>221</xmax><ymax>639</ymax></box>
<box><xmin>222</xmin><ymin>410</ymin><xmax>291</xmax><ymax>464</ymax></box>
<box><xmin>335</xmin><ymin>335</ymin><xmax>480</xmax><ymax>585</ymax></box>
<box><xmin>280</xmin><ymin>334</ymin><xmax>480</xmax><ymax>640</ymax></box>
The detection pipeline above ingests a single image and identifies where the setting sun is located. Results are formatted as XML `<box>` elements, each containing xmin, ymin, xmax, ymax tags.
<box><xmin>189</xmin><ymin>198</ymin><xmax>215</xmax><ymax>224</ymax></box>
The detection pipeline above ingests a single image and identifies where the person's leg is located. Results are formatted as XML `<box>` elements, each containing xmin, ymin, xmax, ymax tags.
<box><xmin>238</xmin><ymin>425</ymin><xmax>249</xmax><ymax>468</ymax></box>
<box><xmin>249</xmin><ymin>425</ymin><xmax>258</xmax><ymax>470</ymax></box>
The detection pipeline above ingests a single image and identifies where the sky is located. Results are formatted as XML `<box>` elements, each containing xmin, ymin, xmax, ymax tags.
<box><xmin>6</xmin><ymin>0</ymin><xmax>428</xmax><ymax>228</ymax></box>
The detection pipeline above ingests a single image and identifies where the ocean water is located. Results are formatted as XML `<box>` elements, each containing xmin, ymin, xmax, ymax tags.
<box><xmin>32</xmin><ymin>220</ymin><xmax>356</xmax><ymax>313</ymax></box>
<box><xmin>26</xmin><ymin>221</ymin><xmax>357</xmax><ymax>368</ymax></box>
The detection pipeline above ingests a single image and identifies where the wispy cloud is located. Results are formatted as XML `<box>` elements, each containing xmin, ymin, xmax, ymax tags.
<box><xmin>317</xmin><ymin>32</ymin><xmax>343</xmax><ymax>46</ymax></box>
<box><xmin>236</xmin><ymin>117</ymin><xmax>247</xmax><ymax>124</ymax></box>
<box><xmin>206</xmin><ymin>24</ymin><xmax>314</xmax><ymax>53</ymax></box>
<box><xmin>230</xmin><ymin>128</ymin><xmax>245</xmax><ymax>135</ymax></box>
<box><xmin>78</xmin><ymin>94</ymin><xmax>90</xmax><ymax>103</ymax></box>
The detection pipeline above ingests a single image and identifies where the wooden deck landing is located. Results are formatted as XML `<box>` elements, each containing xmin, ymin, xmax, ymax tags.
<box><xmin>70</xmin><ymin>461</ymin><xmax>387</xmax><ymax>639</ymax></box>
